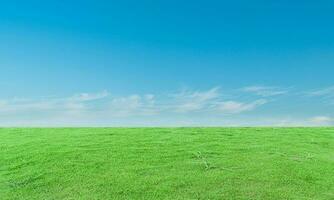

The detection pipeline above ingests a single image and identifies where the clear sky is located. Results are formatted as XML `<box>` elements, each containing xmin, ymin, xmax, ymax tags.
<box><xmin>0</xmin><ymin>0</ymin><xmax>334</xmax><ymax>126</ymax></box>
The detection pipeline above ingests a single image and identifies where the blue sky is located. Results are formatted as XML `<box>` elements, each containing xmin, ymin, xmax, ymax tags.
<box><xmin>0</xmin><ymin>0</ymin><xmax>334</xmax><ymax>126</ymax></box>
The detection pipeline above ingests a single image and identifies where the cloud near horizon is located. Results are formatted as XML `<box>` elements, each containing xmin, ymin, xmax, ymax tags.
<box><xmin>0</xmin><ymin>86</ymin><xmax>333</xmax><ymax>126</ymax></box>
<box><xmin>309</xmin><ymin>116</ymin><xmax>334</xmax><ymax>125</ymax></box>
<box><xmin>0</xmin><ymin>87</ymin><xmax>267</xmax><ymax>125</ymax></box>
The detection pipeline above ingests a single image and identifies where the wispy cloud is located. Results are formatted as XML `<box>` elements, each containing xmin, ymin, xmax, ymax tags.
<box><xmin>172</xmin><ymin>87</ymin><xmax>220</xmax><ymax>113</ymax></box>
<box><xmin>0</xmin><ymin>87</ymin><xmax>268</xmax><ymax>117</ymax></box>
<box><xmin>69</xmin><ymin>90</ymin><xmax>110</xmax><ymax>102</ymax></box>
<box><xmin>309</xmin><ymin>116</ymin><xmax>333</xmax><ymax>126</ymax></box>
<box><xmin>306</xmin><ymin>86</ymin><xmax>334</xmax><ymax>105</ymax></box>
<box><xmin>109</xmin><ymin>94</ymin><xmax>158</xmax><ymax>117</ymax></box>
<box><xmin>307</xmin><ymin>86</ymin><xmax>334</xmax><ymax>97</ymax></box>
<box><xmin>242</xmin><ymin>86</ymin><xmax>288</xmax><ymax>97</ymax></box>
<box><xmin>0</xmin><ymin>86</ymin><xmax>291</xmax><ymax>126</ymax></box>
<box><xmin>215</xmin><ymin>99</ymin><xmax>267</xmax><ymax>114</ymax></box>
<box><xmin>0</xmin><ymin>91</ymin><xmax>110</xmax><ymax>115</ymax></box>
<box><xmin>170</xmin><ymin>87</ymin><xmax>268</xmax><ymax>114</ymax></box>
<box><xmin>0</xmin><ymin>99</ymin><xmax>55</xmax><ymax>113</ymax></box>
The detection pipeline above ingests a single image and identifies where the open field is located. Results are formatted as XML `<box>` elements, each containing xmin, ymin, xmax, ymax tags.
<box><xmin>0</xmin><ymin>128</ymin><xmax>333</xmax><ymax>199</ymax></box>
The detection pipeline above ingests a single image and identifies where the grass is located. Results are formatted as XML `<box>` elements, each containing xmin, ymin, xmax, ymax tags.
<box><xmin>0</xmin><ymin>128</ymin><xmax>333</xmax><ymax>199</ymax></box>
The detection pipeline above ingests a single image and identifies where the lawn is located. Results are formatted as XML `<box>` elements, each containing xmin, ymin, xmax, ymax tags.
<box><xmin>0</xmin><ymin>128</ymin><xmax>333</xmax><ymax>199</ymax></box>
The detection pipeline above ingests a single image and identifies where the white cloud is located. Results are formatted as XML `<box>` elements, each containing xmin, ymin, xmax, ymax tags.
<box><xmin>173</xmin><ymin>87</ymin><xmax>220</xmax><ymax>113</ymax></box>
<box><xmin>215</xmin><ymin>99</ymin><xmax>267</xmax><ymax>114</ymax></box>
<box><xmin>0</xmin><ymin>91</ymin><xmax>109</xmax><ymax>115</ymax></box>
<box><xmin>69</xmin><ymin>90</ymin><xmax>109</xmax><ymax>101</ymax></box>
<box><xmin>306</xmin><ymin>86</ymin><xmax>334</xmax><ymax>105</ymax></box>
<box><xmin>242</xmin><ymin>86</ymin><xmax>288</xmax><ymax>97</ymax></box>
<box><xmin>309</xmin><ymin>116</ymin><xmax>333</xmax><ymax>125</ymax></box>
<box><xmin>0</xmin><ymin>87</ymin><xmax>273</xmax><ymax>126</ymax></box>
<box><xmin>307</xmin><ymin>86</ymin><xmax>334</xmax><ymax>97</ymax></box>
<box><xmin>144</xmin><ymin>94</ymin><xmax>155</xmax><ymax>102</ymax></box>
<box><xmin>108</xmin><ymin>94</ymin><xmax>158</xmax><ymax>117</ymax></box>
<box><xmin>0</xmin><ymin>100</ymin><xmax>54</xmax><ymax>113</ymax></box>
<box><xmin>170</xmin><ymin>87</ymin><xmax>268</xmax><ymax>115</ymax></box>
<box><xmin>109</xmin><ymin>95</ymin><xmax>141</xmax><ymax>117</ymax></box>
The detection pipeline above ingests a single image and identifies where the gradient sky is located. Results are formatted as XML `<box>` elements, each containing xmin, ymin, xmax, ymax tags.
<box><xmin>1</xmin><ymin>0</ymin><xmax>334</xmax><ymax>126</ymax></box>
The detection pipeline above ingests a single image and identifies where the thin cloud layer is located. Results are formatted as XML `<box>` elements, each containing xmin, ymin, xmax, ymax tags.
<box><xmin>242</xmin><ymin>86</ymin><xmax>288</xmax><ymax>97</ymax></box>
<box><xmin>306</xmin><ymin>86</ymin><xmax>334</xmax><ymax>105</ymax></box>
<box><xmin>0</xmin><ymin>86</ymin><xmax>332</xmax><ymax>126</ymax></box>
<box><xmin>109</xmin><ymin>94</ymin><xmax>157</xmax><ymax>117</ymax></box>
<box><xmin>215</xmin><ymin>99</ymin><xmax>267</xmax><ymax>114</ymax></box>
<box><xmin>172</xmin><ymin>87</ymin><xmax>220</xmax><ymax>113</ymax></box>
<box><xmin>0</xmin><ymin>87</ymin><xmax>267</xmax><ymax>118</ymax></box>
<box><xmin>309</xmin><ymin>116</ymin><xmax>333</xmax><ymax>125</ymax></box>
<box><xmin>307</xmin><ymin>86</ymin><xmax>334</xmax><ymax>97</ymax></box>
<box><xmin>70</xmin><ymin>90</ymin><xmax>110</xmax><ymax>101</ymax></box>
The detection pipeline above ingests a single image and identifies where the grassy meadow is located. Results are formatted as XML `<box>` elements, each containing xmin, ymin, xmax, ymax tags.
<box><xmin>0</xmin><ymin>128</ymin><xmax>333</xmax><ymax>199</ymax></box>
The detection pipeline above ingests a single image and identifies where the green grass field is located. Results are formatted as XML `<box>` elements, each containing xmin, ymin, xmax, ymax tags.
<box><xmin>0</xmin><ymin>128</ymin><xmax>333</xmax><ymax>199</ymax></box>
